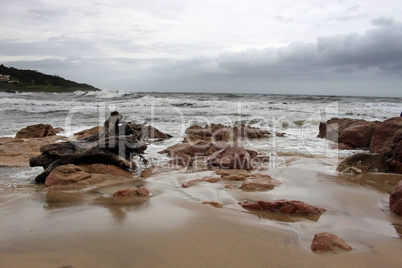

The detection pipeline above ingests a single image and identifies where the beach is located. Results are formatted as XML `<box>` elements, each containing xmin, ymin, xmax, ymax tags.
<box><xmin>1</xmin><ymin>91</ymin><xmax>402</xmax><ymax>267</ymax></box>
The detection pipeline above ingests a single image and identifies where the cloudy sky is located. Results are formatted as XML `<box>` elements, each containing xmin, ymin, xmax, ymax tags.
<box><xmin>1</xmin><ymin>0</ymin><xmax>402</xmax><ymax>97</ymax></box>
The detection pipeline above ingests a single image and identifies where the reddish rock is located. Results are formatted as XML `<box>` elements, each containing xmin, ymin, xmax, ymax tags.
<box><xmin>113</xmin><ymin>187</ymin><xmax>150</xmax><ymax>197</ymax></box>
<box><xmin>207</xmin><ymin>144</ymin><xmax>257</xmax><ymax>170</ymax></box>
<box><xmin>240</xmin><ymin>173</ymin><xmax>281</xmax><ymax>191</ymax></box>
<box><xmin>390</xmin><ymin>180</ymin><xmax>402</xmax><ymax>216</ymax></box>
<box><xmin>45</xmin><ymin>163</ymin><xmax>133</xmax><ymax>186</ymax></box>
<box><xmin>159</xmin><ymin>140</ymin><xmax>221</xmax><ymax>157</ymax></box>
<box><xmin>202</xmin><ymin>201</ymin><xmax>223</xmax><ymax>208</ymax></box>
<box><xmin>0</xmin><ymin>136</ymin><xmax>62</xmax><ymax>167</ymax></box>
<box><xmin>15</xmin><ymin>124</ymin><xmax>57</xmax><ymax>139</ymax></box>
<box><xmin>311</xmin><ymin>232</ymin><xmax>352</xmax><ymax>253</ymax></box>
<box><xmin>216</xmin><ymin>169</ymin><xmax>250</xmax><ymax>180</ymax></box>
<box><xmin>241</xmin><ymin>199</ymin><xmax>326</xmax><ymax>216</ymax></box>
<box><xmin>371</xmin><ymin>117</ymin><xmax>402</xmax><ymax>173</ymax></box>
<box><xmin>74</xmin><ymin>126</ymin><xmax>103</xmax><ymax>140</ymax></box>
<box><xmin>167</xmin><ymin>154</ymin><xmax>194</xmax><ymax>167</ymax></box>
<box><xmin>184</xmin><ymin>123</ymin><xmax>270</xmax><ymax>143</ymax></box>
<box><xmin>319</xmin><ymin>118</ymin><xmax>380</xmax><ymax>149</ymax></box>
<box><xmin>336</xmin><ymin>153</ymin><xmax>388</xmax><ymax>173</ymax></box>
<box><xmin>182</xmin><ymin>176</ymin><xmax>220</xmax><ymax>188</ymax></box>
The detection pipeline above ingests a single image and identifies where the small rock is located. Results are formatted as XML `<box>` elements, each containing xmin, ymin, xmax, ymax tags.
<box><xmin>311</xmin><ymin>232</ymin><xmax>352</xmax><ymax>253</ymax></box>
<box><xmin>240</xmin><ymin>173</ymin><xmax>281</xmax><ymax>191</ymax></box>
<box><xmin>15</xmin><ymin>124</ymin><xmax>57</xmax><ymax>139</ymax></box>
<box><xmin>113</xmin><ymin>187</ymin><xmax>150</xmax><ymax>197</ymax></box>
<box><xmin>241</xmin><ymin>199</ymin><xmax>326</xmax><ymax>216</ymax></box>
<box><xmin>182</xmin><ymin>176</ymin><xmax>220</xmax><ymax>188</ymax></box>
<box><xmin>202</xmin><ymin>201</ymin><xmax>223</xmax><ymax>208</ymax></box>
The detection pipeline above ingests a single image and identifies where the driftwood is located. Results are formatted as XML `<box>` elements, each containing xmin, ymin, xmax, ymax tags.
<box><xmin>30</xmin><ymin>111</ymin><xmax>170</xmax><ymax>183</ymax></box>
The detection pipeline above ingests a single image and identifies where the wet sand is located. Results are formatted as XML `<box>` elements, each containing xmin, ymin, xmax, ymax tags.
<box><xmin>1</xmin><ymin>157</ymin><xmax>402</xmax><ymax>267</ymax></box>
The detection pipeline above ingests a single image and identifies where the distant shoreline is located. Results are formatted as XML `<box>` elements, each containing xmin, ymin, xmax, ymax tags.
<box><xmin>0</xmin><ymin>84</ymin><xmax>100</xmax><ymax>93</ymax></box>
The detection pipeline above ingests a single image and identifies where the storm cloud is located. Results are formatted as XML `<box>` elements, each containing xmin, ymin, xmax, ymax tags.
<box><xmin>1</xmin><ymin>1</ymin><xmax>402</xmax><ymax>97</ymax></box>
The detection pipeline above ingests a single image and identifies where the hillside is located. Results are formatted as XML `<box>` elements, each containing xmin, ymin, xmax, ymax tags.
<box><xmin>0</xmin><ymin>64</ymin><xmax>99</xmax><ymax>92</ymax></box>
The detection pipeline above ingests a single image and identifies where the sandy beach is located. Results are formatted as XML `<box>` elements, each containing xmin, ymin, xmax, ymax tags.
<box><xmin>1</xmin><ymin>156</ymin><xmax>402</xmax><ymax>267</ymax></box>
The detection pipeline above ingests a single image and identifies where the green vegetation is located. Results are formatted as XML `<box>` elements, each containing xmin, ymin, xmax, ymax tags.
<box><xmin>0</xmin><ymin>64</ymin><xmax>99</xmax><ymax>92</ymax></box>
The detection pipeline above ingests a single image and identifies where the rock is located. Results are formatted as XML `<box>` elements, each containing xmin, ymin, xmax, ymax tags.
<box><xmin>0</xmin><ymin>136</ymin><xmax>62</xmax><ymax>167</ymax></box>
<box><xmin>370</xmin><ymin>117</ymin><xmax>402</xmax><ymax>173</ymax></box>
<box><xmin>311</xmin><ymin>232</ymin><xmax>352</xmax><ymax>253</ymax></box>
<box><xmin>30</xmin><ymin>112</ymin><xmax>149</xmax><ymax>183</ymax></box>
<box><xmin>318</xmin><ymin>118</ymin><xmax>380</xmax><ymax>149</ymax></box>
<box><xmin>240</xmin><ymin>173</ymin><xmax>281</xmax><ymax>191</ymax></box>
<box><xmin>207</xmin><ymin>144</ymin><xmax>257</xmax><ymax>170</ymax></box>
<box><xmin>336</xmin><ymin>153</ymin><xmax>388</xmax><ymax>173</ymax></box>
<box><xmin>45</xmin><ymin>163</ymin><xmax>133</xmax><ymax>186</ymax></box>
<box><xmin>216</xmin><ymin>169</ymin><xmax>250</xmax><ymax>180</ymax></box>
<box><xmin>159</xmin><ymin>140</ymin><xmax>221</xmax><ymax>157</ymax></box>
<box><xmin>113</xmin><ymin>187</ymin><xmax>150</xmax><ymax>197</ymax></box>
<box><xmin>182</xmin><ymin>176</ymin><xmax>220</xmax><ymax>188</ymax></box>
<box><xmin>390</xmin><ymin>180</ymin><xmax>402</xmax><ymax>216</ymax></box>
<box><xmin>15</xmin><ymin>124</ymin><xmax>57</xmax><ymax>139</ymax></box>
<box><xmin>74</xmin><ymin>126</ymin><xmax>103</xmax><ymax>140</ymax></box>
<box><xmin>184</xmin><ymin>123</ymin><xmax>270</xmax><ymax>143</ymax></box>
<box><xmin>167</xmin><ymin>154</ymin><xmax>194</xmax><ymax>167</ymax></box>
<box><xmin>202</xmin><ymin>201</ymin><xmax>223</xmax><ymax>208</ymax></box>
<box><xmin>330</xmin><ymin>143</ymin><xmax>354</xmax><ymax>150</ymax></box>
<box><xmin>241</xmin><ymin>199</ymin><xmax>326</xmax><ymax>216</ymax></box>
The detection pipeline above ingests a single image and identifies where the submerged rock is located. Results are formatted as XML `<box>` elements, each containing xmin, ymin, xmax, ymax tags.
<box><xmin>336</xmin><ymin>153</ymin><xmax>388</xmax><ymax>173</ymax></box>
<box><xmin>370</xmin><ymin>117</ymin><xmax>402</xmax><ymax>174</ymax></box>
<box><xmin>202</xmin><ymin>201</ymin><xmax>223</xmax><ymax>208</ymax></box>
<box><xmin>390</xmin><ymin>180</ymin><xmax>402</xmax><ymax>216</ymax></box>
<box><xmin>216</xmin><ymin>169</ymin><xmax>250</xmax><ymax>180</ymax></box>
<box><xmin>182</xmin><ymin>176</ymin><xmax>220</xmax><ymax>188</ymax></box>
<box><xmin>113</xmin><ymin>187</ymin><xmax>150</xmax><ymax>197</ymax></box>
<box><xmin>15</xmin><ymin>123</ymin><xmax>57</xmax><ymax>139</ymax></box>
<box><xmin>311</xmin><ymin>232</ymin><xmax>352</xmax><ymax>253</ymax></box>
<box><xmin>241</xmin><ymin>199</ymin><xmax>326</xmax><ymax>216</ymax></box>
<box><xmin>240</xmin><ymin>173</ymin><xmax>281</xmax><ymax>191</ymax></box>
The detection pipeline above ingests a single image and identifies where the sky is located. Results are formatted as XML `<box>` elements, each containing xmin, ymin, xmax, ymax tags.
<box><xmin>1</xmin><ymin>0</ymin><xmax>402</xmax><ymax>97</ymax></box>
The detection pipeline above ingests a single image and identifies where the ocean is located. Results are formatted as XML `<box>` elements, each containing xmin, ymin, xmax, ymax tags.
<box><xmin>1</xmin><ymin>90</ymin><xmax>402</xmax><ymax>267</ymax></box>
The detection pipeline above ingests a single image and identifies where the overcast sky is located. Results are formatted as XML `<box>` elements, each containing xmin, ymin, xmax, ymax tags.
<box><xmin>1</xmin><ymin>0</ymin><xmax>402</xmax><ymax>97</ymax></box>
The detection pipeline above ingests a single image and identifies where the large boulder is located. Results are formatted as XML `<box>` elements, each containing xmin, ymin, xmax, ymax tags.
<box><xmin>15</xmin><ymin>124</ymin><xmax>57</xmax><ymax>139</ymax></box>
<box><xmin>0</xmin><ymin>136</ymin><xmax>62</xmax><ymax>167</ymax></box>
<box><xmin>389</xmin><ymin>180</ymin><xmax>402</xmax><ymax>216</ymax></box>
<box><xmin>370</xmin><ymin>117</ymin><xmax>402</xmax><ymax>173</ymax></box>
<box><xmin>207</xmin><ymin>144</ymin><xmax>257</xmax><ymax>170</ymax></box>
<box><xmin>318</xmin><ymin>118</ymin><xmax>380</xmax><ymax>149</ymax></box>
<box><xmin>311</xmin><ymin>232</ymin><xmax>352</xmax><ymax>253</ymax></box>
<box><xmin>336</xmin><ymin>153</ymin><xmax>388</xmax><ymax>173</ymax></box>
<box><xmin>241</xmin><ymin>199</ymin><xmax>326</xmax><ymax>216</ymax></box>
<box><xmin>45</xmin><ymin>163</ymin><xmax>133</xmax><ymax>186</ymax></box>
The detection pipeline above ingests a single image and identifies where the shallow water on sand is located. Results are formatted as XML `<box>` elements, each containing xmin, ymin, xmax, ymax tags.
<box><xmin>1</xmin><ymin>156</ymin><xmax>402</xmax><ymax>267</ymax></box>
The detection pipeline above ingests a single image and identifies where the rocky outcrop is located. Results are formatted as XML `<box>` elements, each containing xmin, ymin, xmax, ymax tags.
<box><xmin>15</xmin><ymin>124</ymin><xmax>57</xmax><ymax>139</ymax></box>
<box><xmin>45</xmin><ymin>163</ymin><xmax>133</xmax><ymax>186</ymax></box>
<box><xmin>311</xmin><ymin>232</ymin><xmax>352</xmax><ymax>253</ymax></box>
<box><xmin>0</xmin><ymin>136</ymin><xmax>62</xmax><ymax>167</ymax></box>
<box><xmin>318</xmin><ymin>118</ymin><xmax>380</xmax><ymax>149</ymax></box>
<box><xmin>240</xmin><ymin>173</ymin><xmax>281</xmax><ymax>191</ymax></box>
<box><xmin>370</xmin><ymin>117</ymin><xmax>402</xmax><ymax>173</ymax></box>
<box><xmin>30</xmin><ymin>112</ymin><xmax>150</xmax><ymax>184</ymax></box>
<box><xmin>336</xmin><ymin>153</ymin><xmax>388</xmax><ymax>173</ymax></box>
<box><xmin>184</xmin><ymin>123</ymin><xmax>270</xmax><ymax>143</ymax></box>
<box><xmin>389</xmin><ymin>180</ymin><xmax>402</xmax><ymax>216</ymax></box>
<box><xmin>207</xmin><ymin>144</ymin><xmax>258</xmax><ymax>170</ymax></box>
<box><xmin>241</xmin><ymin>200</ymin><xmax>326</xmax><ymax>216</ymax></box>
